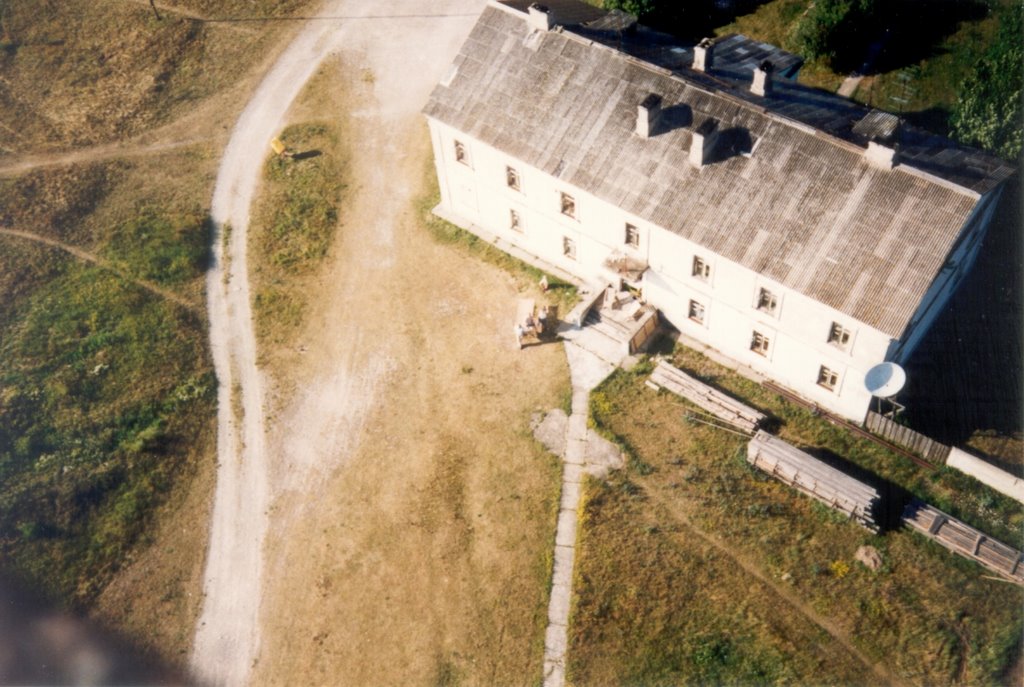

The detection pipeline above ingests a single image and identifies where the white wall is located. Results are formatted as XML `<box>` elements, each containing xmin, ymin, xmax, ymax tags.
<box><xmin>427</xmin><ymin>117</ymin><xmax>906</xmax><ymax>421</ymax></box>
<box><xmin>947</xmin><ymin>447</ymin><xmax>1024</xmax><ymax>504</ymax></box>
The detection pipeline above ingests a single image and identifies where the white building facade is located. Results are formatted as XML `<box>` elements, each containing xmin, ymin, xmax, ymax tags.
<box><xmin>424</xmin><ymin>0</ymin><xmax>1013</xmax><ymax>423</ymax></box>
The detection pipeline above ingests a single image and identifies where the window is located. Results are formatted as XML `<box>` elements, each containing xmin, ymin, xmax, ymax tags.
<box><xmin>560</xmin><ymin>192</ymin><xmax>576</xmax><ymax>219</ymax></box>
<box><xmin>454</xmin><ymin>140</ymin><xmax>471</xmax><ymax>165</ymax></box>
<box><xmin>817</xmin><ymin>365</ymin><xmax>839</xmax><ymax>391</ymax></box>
<box><xmin>692</xmin><ymin>255</ymin><xmax>710</xmax><ymax>280</ymax></box>
<box><xmin>509</xmin><ymin>209</ymin><xmax>522</xmax><ymax>233</ymax></box>
<box><xmin>506</xmin><ymin>166</ymin><xmax>521</xmax><ymax>191</ymax></box>
<box><xmin>750</xmin><ymin>330</ymin><xmax>770</xmax><ymax>356</ymax></box>
<box><xmin>828</xmin><ymin>322</ymin><xmax>851</xmax><ymax>349</ymax></box>
<box><xmin>756</xmin><ymin>287</ymin><xmax>778</xmax><ymax>314</ymax></box>
<box><xmin>562</xmin><ymin>236</ymin><xmax>576</xmax><ymax>260</ymax></box>
<box><xmin>625</xmin><ymin>223</ymin><xmax>640</xmax><ymax>248</ymax></box>
<box><xmin>688</xmin><ymin>299</ymin><xmax>705</xmax><ymax>324</ymax></box>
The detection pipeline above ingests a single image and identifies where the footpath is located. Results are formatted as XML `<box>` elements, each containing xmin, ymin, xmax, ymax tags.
<box><xmin>539</xmin><ymin>342</ymin><xmax>618</xmax><ymax>687</ymax></box>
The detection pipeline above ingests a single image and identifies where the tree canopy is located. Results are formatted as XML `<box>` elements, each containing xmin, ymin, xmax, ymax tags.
<box><xmin>950</xmin><ymin>4</ymin><xmax>1023</xmax><ymax>161</ymax></box>
<box><xmin>790</xmin><ymin>0</ymin><xmax>878</xmax><ymax>69</ymax></box>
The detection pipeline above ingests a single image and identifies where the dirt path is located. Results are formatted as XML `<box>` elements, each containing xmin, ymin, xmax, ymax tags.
<box><xmin>0</xmin><ymin>227</ymin><xmax>200</xmax><ymax>311</ymax></box>
<box><xmin>0</xmin><ymin>137</ymin><xmax>212</xmax><ymax>178</ymax></box>
<box><xmin>191</xmin><ymin>8</ymin><xmax>359</xmax><ymax>685</ymax></box>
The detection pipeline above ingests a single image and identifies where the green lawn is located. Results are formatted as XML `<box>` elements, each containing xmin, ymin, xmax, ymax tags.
<box><xmin>569</xmin><ymin>347</ymin><xmax>1023</xmax><ymax>685</ymax></box>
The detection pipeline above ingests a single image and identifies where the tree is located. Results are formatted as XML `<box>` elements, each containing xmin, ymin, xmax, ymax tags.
<box><xmin>951</xmin><ymin>5</ymin><xmax>1023</xmax><ymax>161</ymax></box>
<box><xmin>603</xmin><ymin>0</ymin><xmax>657</xmax><ymax>20</ymax></box>
<box><xmin>791</xmin><ymin>0</ymin><xmax>878</xmax><ymax>68</ymax></box>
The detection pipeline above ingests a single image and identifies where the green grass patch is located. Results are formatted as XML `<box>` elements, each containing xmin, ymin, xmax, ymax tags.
<box><xmin>0</xmin><ymin>253</ymin><xmax>214</xmax><ymax>606</ymax></box>
<box><xmin>568</xmin><ymin>346</ymin><xmax>1023</xmax><ymax>684</ymax></box>
<box><xmin>250</xmin><ymin>121</ymin><xmax>345</xmax><ymax>343</ymax></box>
<box><xmin>103</xmin><ymin>207</ymin><xmax>212</xmax><ymax>287</ymax></box>
<box><xmin>667</xmin><ymin>344</ymin><xmax>1023</xmax><ymax>544</ymax></box>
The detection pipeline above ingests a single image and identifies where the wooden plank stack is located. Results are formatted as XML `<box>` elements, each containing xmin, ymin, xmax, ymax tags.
<box><xmin>747</xmin><ymin>431</ymin><xmax>880</xmax><ymax>531</ymax></box>
<box><xmin>646</xmin><ymin>360</ymin><xmax>766</xmax><ymax>433</ymax></box>
<box><xmin>902</xmin><ymin>500</ymin><xmax>1024</xmax><ymax>585</ymax></box>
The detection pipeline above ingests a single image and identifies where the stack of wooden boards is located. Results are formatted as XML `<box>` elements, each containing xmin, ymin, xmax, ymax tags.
<box><xmin>645</xmin><ymin>360</ymin><xmax>766</xmax><ymax>433</ymax></box>
<box><xmin>902</xmin><ymin>500</ymin><xmax>1024</xmax><ymax>584</ymax></box>
<box><xmin>747</xmin><ymin>431</ymin><xmax>880</xmax><ymax>531</ymax></box>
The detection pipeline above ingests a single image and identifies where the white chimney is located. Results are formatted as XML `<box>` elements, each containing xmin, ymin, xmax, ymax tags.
<box><xmin>693</xmin><ymin>37</ymin><xmax>714</xmax><ymax>72</ymax></box>
<box><xmin>689</xmin><ymin>119</ymin><xmax>719</xmax><ymax>168</ymax></box>
<box><xmin>751</xmin><ymin>60</ymin><xmax>773</xmax><ymax>97</ymax></box>
<box><xmin>636</xmin><ymin>94</ymin><xmax>662</xmax><ymax>138</ymax></box>
<box><xmin>528</xmin><ymin>3</ymin><xmax>555</xmax><ymax>31</ymax></box>
<box><xmin>866</xmin><ymin>140</ymin><xmax>897</xmax><ymax>169</ymax></box>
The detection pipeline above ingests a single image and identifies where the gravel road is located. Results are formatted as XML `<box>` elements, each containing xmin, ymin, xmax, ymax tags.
<box><xmin>192</xmin><ymin>2</ymin><xmax>482</xmax><ymax>685</ymax></box>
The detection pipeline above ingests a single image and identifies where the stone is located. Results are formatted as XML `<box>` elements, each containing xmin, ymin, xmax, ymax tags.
<box><xmin>855</xmin><ymin>545</ymin><xmax>883</xmax><ymax>571</ymax></box>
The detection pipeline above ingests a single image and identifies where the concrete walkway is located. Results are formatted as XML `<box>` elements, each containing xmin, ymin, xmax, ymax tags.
<box><xmin>542</xmin><ymin>342</ymin><xmax>616</xmax><ymax>687</ymax></box>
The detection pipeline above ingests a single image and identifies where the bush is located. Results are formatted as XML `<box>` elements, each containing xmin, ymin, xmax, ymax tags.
<box><xmin>791</xmin><ymin>0</ymin><xmax>878</xmax><ymax>67</ymax></box>
<box><xmin>951</xmin><ymin>3</ymin><xmax>1023</xmax><ymax>161</ymax></box>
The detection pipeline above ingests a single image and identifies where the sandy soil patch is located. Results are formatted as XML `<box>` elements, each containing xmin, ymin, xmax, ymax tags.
<box><xmin>247</xmin><ymin>3</ymin><xmax>575</xmax><ymax>683</ymax></box>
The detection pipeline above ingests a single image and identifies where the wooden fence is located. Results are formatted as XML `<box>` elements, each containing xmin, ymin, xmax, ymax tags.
<box><xmin>628</xmin><ymin>309</ymin><xmax>659</xmax><ymax>354</ymax></box>
<box><xmin>865</xmin><ymin>411</ymin><xmax>950</xmax><ymax>465</ymax></box>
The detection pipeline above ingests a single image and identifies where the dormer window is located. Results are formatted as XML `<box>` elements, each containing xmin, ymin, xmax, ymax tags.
<box><xmin>454</xmin><ymin>140</ymin><xmax>469</xmax><ymax>165</ymax></box>
<box><xmin>625</xmin><ymin>223</ymin><xmax>639</xmax><ymax>248</ymax></box>
<box><xmin>756</xmin><ymin>287</ymin><xmax>777</xmax><ymax>314</ymax></box>
<box><xmin>560</xmin><ymin>192</ymin><xmax>576</xmax><ymax>219</ymax></box>
<box><xmin>506</xmin><ymin>165</ymin><xmax>521</xmax><ymax>191</ymax></box>
<box><xmin>692</xmin><ymin>255</ymin><xmax>710</xmax><ymax>280</ymax></box>
<box><xmin>828</xmin><ymin>322</ymin><xmax>852</xmax><ymax>349</ymax></box>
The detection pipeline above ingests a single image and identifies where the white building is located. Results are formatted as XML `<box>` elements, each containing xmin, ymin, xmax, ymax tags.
<box><xmin>423</xmin><ymin>0</ymin><xmax>1014</xmax><ymax>422</ymax></box>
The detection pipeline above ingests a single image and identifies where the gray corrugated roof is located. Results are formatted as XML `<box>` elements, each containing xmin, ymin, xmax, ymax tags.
<box><xmin>423</xmin><ymin>3</ymin><xmax>1014</xmax><ymax>338</ymax></box>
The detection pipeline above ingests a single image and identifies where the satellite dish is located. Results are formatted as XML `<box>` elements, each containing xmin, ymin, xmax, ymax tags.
<box><xmin>864</xmin><ymin>362</ymin><xmax>906</xmax><ymax>398</ymax></box>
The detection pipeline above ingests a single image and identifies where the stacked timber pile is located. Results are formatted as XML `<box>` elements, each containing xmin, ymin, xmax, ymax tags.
<box><xmin>747</xmin><ymin>431</ymin><xmax>880</xmax><ymax>531</ymax></box>
<box><xmin>902</xmin><ymin>500</ymin><xmax>1024</xmax><ymax>585</ymax></box>
<box><xmin>646</xmin><ymin>360</ymin><xmax>766</xmax><ymax>432</ymax></box>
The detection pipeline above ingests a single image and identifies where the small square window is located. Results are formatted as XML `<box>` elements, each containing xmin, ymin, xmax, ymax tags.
<box><xmin>560</xmin><ymin>192</ymin><xmax>576</xmax><ymax>219</ymax></box>
<box><xmin>750</xmin><ymin>330</ymin><xmax>770</xmax><ymax>356</ymax></box>
<box><xmin>828</xmin><ymin>322</ymin><xmax>851</xmax><ymax>349</ymax></box>
<box><xmin>692</xmin><ymin>256</ymin><xmax>710</xmax><ymax>280</ymax></box>
<box><xmin>688</xmin><ymin>299</ymin><xmax>705</xmax><ymax>324</ymax></box>
<box><xmin>817</xmin><ymin>365</ymin><xmax>839</xmax><ymax>391</ymax></box>
<box><xmin>563</xmin><ymin>236</ymin><xmax>576</xmax><ymax>260</ymax></box>
<box><xmin>509</xmin><ymin>209</ymin><xmax>522</xmax><ymax>233</ymax></box>
<box><xmin>454</xmin><ymin>140</ymin><xmax>468</xmax><ymax>165</ymax></box>
<box><xmin>506</xmin><ymin>166</ymin><xmax>521</xmax><ymax>191</ymax></box>
<box><xmin>625</xmin><ymin>223</ymin><xmax>639</xmax><ymax>248</ymax></box>
<box><xmin>756</xmin><ymin>288</ymin><xmax>778</xmax><ymax>314</ymax></box>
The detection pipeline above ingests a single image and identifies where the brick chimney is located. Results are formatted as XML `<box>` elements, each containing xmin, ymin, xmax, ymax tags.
<box><xmin>689</xmin><ymin>118</ymin><xmax>719</xmax><ymax>168</ymax></box>
<box><xmin>693</xmin><ymin>37</ymin><xmax>714</xmax><ymax>72</ymax></box>
<box><xmin>636</xmin><ymin>94</ymin><xmax>662</xmax><ymax>138</ymax></box>
<box><xmin>528</xmin><ymin>3</ymin><xmax>555</xmax><ymax>31</ymax></box>
<box><xmin>751</xmin><ymin>60</ymin><xmax>773</xmax><ymax>97</ymax></box>
<box><xmin>866</xmin><ymin>141</ymin><xmax>897</xmax><ymax>169</ymax></box>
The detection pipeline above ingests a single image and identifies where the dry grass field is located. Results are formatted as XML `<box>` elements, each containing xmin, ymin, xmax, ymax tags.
<box><xmin>241</xmin><ymin>43</ymin><xmax>575</xmax><ymax>683</ymax></box>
